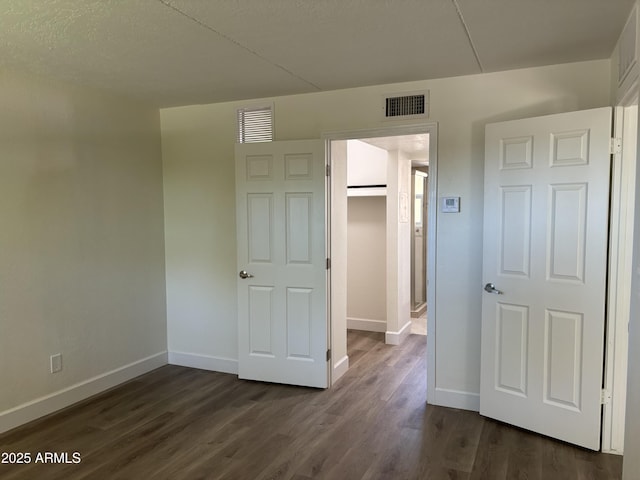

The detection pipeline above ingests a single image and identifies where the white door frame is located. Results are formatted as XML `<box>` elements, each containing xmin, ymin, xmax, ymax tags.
<box><xmin>602</xmin><ymin>94</ymin><xmax>638</xmax><ymax>454</ymax></box>
<box><xmin>323</xmin><ymin>123</ymin><xmax>438</xmax><ymax>387</ymax></box>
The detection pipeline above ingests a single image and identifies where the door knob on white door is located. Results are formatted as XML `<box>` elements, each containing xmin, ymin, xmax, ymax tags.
<box><xmin>239</xmin><ymin>270</ymin><xmax>254</xmax><ymax>279</ymax></box>
<box><xmin>484</xmin><ymin>283</ymin><xmax>503</xmax><ymax>294</ymax></box>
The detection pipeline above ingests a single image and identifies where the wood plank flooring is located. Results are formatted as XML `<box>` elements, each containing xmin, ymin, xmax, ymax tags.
<box><xmin>0</xmin><ymin>331</ymin><xmax>622</xmax><ymax>479</ymax></box>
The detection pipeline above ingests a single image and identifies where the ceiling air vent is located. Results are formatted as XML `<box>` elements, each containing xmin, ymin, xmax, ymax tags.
<box><xmin>383</xmin><ymin>91</ymin><xmax>429</xmax><ymax>120</ymax></box>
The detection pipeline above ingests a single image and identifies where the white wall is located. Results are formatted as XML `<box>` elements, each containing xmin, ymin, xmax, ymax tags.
<box><xmin>385</xmin><ymin>149</ymin><xmax>413</xmax><ymax>344</ymax></box>
<box><xmin>612</xmin><ymin>5</ymin><xmax>640</xmax><ymax>471</ymax></box>
<box><xmin>161</xmin><ymin>102</ymin><xmax>239</xmax><ymax>362</ymax></box>
<box><xmin>346</xmin><ymin>139</ymin><xmax>388</xmax><ymax>187</ymax></box>
<box><xmin>330</xmin><ymin>140</ymin><xmax>349</xmax><ymax>381</ymax></box>
<box><xmin>346</xmin><ymin>139</ymin><xmax>388</xmax><ymax>332</ymax></box>
<box><xmin>160</xmin><ymin>60</ymin><xmax>611</xmax><ymax>404</ymax></box>
<box><xmin>0</xmin><ymin>69</ymin><xmax>167</xmax><ymax>432</ymax></box>
<box><xmin>623</xmin><ymin>88</ymin><xmax>640</xmax><ymax>480</ymax></box>
<box><xmin>347</xmin><ymin>196</ymin><xmax>387</xmax><ymax>326</ymax></box>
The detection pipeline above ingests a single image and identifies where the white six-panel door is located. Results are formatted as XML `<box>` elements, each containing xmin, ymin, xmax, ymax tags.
<box><xmin>480</xmin><ymin>108</ymin><xmax>612</xmax><ymax>450</ymax></box>
<box><xmin>235</xmin><ymin>140</ymin><xmax>328</xmax><ymax>388</ymax></box>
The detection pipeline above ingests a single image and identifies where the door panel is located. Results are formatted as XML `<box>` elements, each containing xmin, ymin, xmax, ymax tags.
<box><xmin>286</xmin><ymin>287</ymin><xmax>313</xmax><ymax>358</ymax></box>
<box><xmin>548</xmin><ymin>184</ymin><xmax>587</xmax><ymax>281</ymax></box>
<box><xmin>249</xmin><ymin>286</ymin><xmax>274</xmax><ymax>356</ymax></box>
<box><xmin>247</xmin><ymin>194</ymin><xmax>273</xmax><ymax>263</ymax></box>
<box><xmin>544</xmin><ymin>309</ymin><xmax>583</xmax><ymax>410</ymax></box>
<box><xmin>236</xmin><ymin>140</ymin><xmax>328</xmax><ymax>388</ymax></box>
<box><xmin>481</xmin><ymin>107</ymin><xmax>611</xmax><ymax>450</ymax></box>
<box><xmin>496</xmin><ymin>303</ymin><xmax>528</xmax><ymax>396</ymax></box>
<box><xmin>286</xmin><ymin>193</ymin><xmax>313</xmax><ymax>264</ymax></box>
<box><xmin>500</xmin><ymin>186</ymin><xmax>531</xmax><ymax>276</ymax></box>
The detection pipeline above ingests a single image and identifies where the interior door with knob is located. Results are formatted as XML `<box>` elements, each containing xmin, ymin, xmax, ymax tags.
<box><xmin>235</xmin><ymin>139</ymin><xmax>328</xmax><ymax>388</ymax></box>
<box><xmin>480</xmin><ymin>108</ymin><xmax>612</xmax><ymax>450</ymax></box>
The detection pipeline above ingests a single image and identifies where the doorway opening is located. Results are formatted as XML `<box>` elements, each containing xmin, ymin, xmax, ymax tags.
<box><xmin>411</xmin><ymin>167</ymin><xmax>429</xmax><ymax>335</ymax></box>
<box><xmin>325</xmin><ymin>124</ymin><xmax>438</xmax><ymax>386</ymax></box>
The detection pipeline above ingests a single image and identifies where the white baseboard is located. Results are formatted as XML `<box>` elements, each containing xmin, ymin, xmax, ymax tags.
<box><xmin>428</xmin><ymin>387</ymin><xmax>480</xmax><ymax>412</ymax></box>
<box><xmin>411</xmin><ymin>303</ymin><xmax>427</xmax><ymax>318</ymax></box>
<box><xmin>601</xmin><ymin>447</ymin><xmax>624</xmax><ymax>456</ymax></box>
<box><xmin>168</xmin><ymin>351</ymin><xmax>238</xmax><ymax>375</ymax></box>
<box><xmin>332</xmin><ymin>355</ymin><xmax>349</xmax><ymax>385</ymax></box>
<box><xmin>347</xmin><ymin>317</ymin><xmax>386</xmax><ymax>332</ymax></box>
<box><xmin>0</xmin><ymin>351</ymin><xmax>168</xmax><ymax>435</ymax></box>
<box><xmin>385</xmin><ymin>320</ymin><xmax>412</xmax><ymax>345</ymax></box>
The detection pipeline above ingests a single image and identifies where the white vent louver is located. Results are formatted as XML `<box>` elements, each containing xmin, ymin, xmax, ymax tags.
<box><xmin>383</xmin><ymin>91</ymin><xmax>429</xmax><ymax>120</ymax></box>
<box><xmin>237</xmin><ymin>105</ymin><xmax>273</xmax><ymax>143</ymax></box>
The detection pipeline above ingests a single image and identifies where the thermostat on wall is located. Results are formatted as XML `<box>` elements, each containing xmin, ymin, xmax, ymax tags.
<box><xmin>441</xmin><ymin>196</ymin><xmax>460</xmax><ymax>213</ymax></box>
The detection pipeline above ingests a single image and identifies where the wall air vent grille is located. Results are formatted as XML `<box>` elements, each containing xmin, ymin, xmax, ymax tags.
<box><xmin>383</xmin><ymin>91</ymin><xmax>429</xmax><ymax>120</ymax></box>
<box><xmin>237</xmin><ymin>105</ymin><xmax>273</xmax><ymax>143</ymax></box>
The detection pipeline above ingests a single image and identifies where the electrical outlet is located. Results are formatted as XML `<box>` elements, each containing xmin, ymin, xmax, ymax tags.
<box><xmin>50</xmin><ymin>353</ymin><xmax>62</xmax><ymax>374</ymax></box>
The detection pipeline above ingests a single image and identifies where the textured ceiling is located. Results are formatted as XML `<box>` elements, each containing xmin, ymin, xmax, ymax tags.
<box><xmin>0</xmin><ymin>0</ymin><xmax>634</xmax><ymax>107</ymax></box>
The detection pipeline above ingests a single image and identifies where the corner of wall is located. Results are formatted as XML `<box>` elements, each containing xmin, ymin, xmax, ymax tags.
<box><xmin>385</xmin><ymin>320</ymin><xmax>412</xmax><ymax>346</ymax></box>
<box><xmin>0</xmin><ymin>352</ymin><xmax>167</xmax><ymax>435</ymax></box>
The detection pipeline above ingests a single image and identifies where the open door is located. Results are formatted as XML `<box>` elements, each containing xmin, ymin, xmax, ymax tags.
<box><xmin>480</xmin><ymin>108</ymin><xmax>612</xmax><ymax>450</ymax></box>
<box><xmin>235</xmin><ymin>139</ymin><xmax>328</xmax><ymax>388</ymax></box>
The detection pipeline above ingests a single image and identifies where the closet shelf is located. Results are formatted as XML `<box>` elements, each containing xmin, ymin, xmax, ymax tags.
<box><xmin>347</xmin><ymin>185</ymin><xmax>387</xmax><ymax>197</ymax></box>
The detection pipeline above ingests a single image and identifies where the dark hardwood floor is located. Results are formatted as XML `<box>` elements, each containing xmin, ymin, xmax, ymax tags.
<box><xmin>0</xmin><ymin>331</ymin><xmax>622</xmax><ymax>479</ymax></box>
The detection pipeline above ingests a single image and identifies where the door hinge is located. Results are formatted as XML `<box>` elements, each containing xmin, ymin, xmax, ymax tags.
<box><xmin>326</xmin><ymin>258</ymin><xmax>331</xmax><ymax>269</ymax></box>
<box><xmin>601</xmin><ymin>388</ymin><xmax>612</xmax><ymax>405</ymax></box>
<box><xmin>326</xmin><ymin>164</ymin><xmax>331</xmax><ymax>177</ymax></box>
<box><xmin>610</xmin><ymin>137</ymin><xmax>622</xmax><ymax>155</ymax></box>
<box><xmin>326</xmin><ymin>349</ymin><xmax>331</xmax><ymax>361</ymax></box>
